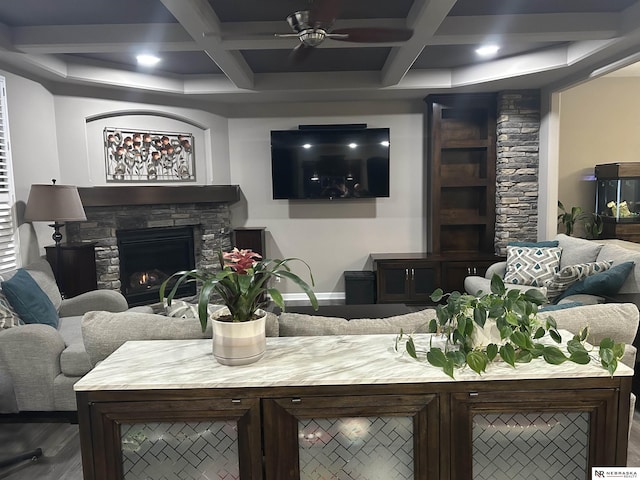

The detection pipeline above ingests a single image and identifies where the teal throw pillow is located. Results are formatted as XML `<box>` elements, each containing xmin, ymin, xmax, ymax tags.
<box><xmin>507</xmin><ymin>241</ymin><xmax>560</xmax><ymax>247</ymax></box>
<box><xmin>539</xmin><ymin>301</ymin><xmax>583</xmax><ymax>312</ymax></box>
<box><xmin>1</xmin><ymin>269</ymin><xmax>59</xmax><ymax>328</ymax></box>
<box><xmin>555</xmin><ymin>261</ymin><xmax>635</xmax><ymax>302</ymax></box>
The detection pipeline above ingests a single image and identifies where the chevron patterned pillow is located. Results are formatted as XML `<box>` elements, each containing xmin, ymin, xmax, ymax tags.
<box><xmin>503</xmin><ymin>246</ymin><xmax>562</xmax><ymax>287</ymax></box>
<box><xmin>0</xmin><ymin>291</ymin><xmax>22</xmax><ymax>328</ymax></box>
<box><xmin>545</xmin><ymin>260</ymin><xmax>613</xmax><ymax>302</ymax></box>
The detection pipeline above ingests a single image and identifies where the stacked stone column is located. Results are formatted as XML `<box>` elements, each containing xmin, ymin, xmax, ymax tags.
<box><xmin>495</xmin><ymin>90</ymin><xmax>541</xmax><ymax>255</ymax></box>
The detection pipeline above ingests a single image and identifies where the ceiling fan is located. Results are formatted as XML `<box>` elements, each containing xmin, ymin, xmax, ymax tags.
<box><xmin>274</xmin><ymin>0</ymin><xmax>414</xmax><ymax>63</ymax></box>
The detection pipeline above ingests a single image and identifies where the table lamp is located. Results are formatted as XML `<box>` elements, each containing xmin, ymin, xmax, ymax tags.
<box><xmin>24</xmin><ymin>179</ymin><xmax>87</xmax><ymax>246</ymax></box>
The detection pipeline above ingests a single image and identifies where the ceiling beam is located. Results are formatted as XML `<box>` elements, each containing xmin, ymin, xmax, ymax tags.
<box><xmin>8</xmin><ymin>12</ymin><xmax>623</xmax><ymax>54</ymax></box>
<box><xmin>159</xmin><ymin>0</ymin><xmax>253</xmax><ymax>89</ymax></box>
<box><xmin>381</xmin><ymin>0</ymin><xmax>457</xmax><ymax>87</ymax></box>
<box><xmin>13</xmin><ymin>24</ymin><xmax>198</xmax><ymax>54</ymax></box>
<box><xmin>433</xmin><ymin>13</ymin><xmax>618</xmax><ymax>44</ymax></box>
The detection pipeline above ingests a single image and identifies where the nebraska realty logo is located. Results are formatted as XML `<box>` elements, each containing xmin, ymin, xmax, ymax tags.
<box><xmin>593</xmin><ymin>467</ymin><xmax>640</xmax><ymax>478</ymax></box>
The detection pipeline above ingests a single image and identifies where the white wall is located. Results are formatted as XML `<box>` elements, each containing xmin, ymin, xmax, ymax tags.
<box><xmin>53</xmin><ymin>96</ymin><xmax>231</xmax><ymax>186</ymax></box>
<box><xmin>1</xmin><ymin>70</ymin><xmax>428</xmax><ymax>298</ymax></box>
<box><xmin>2</xmin><ymin>70</ymin><xmax>60</xmax><ymax>257</ymax></box>
<box><xmin>228</xmin><ymin>114</ymin><xmax>424</xmax><ymax>297</ymax></box>
<box><xmin>558</xmin><ymin>77</ymin><xmax>640</xmax><ymax>216</ymax></box>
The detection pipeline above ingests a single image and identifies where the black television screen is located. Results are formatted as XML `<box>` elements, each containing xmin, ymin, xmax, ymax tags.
<box><xmin>271</xmin><ymin>127</ymin><xmax>390</xmax><ymax>199</ymax></box>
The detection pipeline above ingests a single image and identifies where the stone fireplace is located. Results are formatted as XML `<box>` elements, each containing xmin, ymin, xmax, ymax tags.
<box><xmin>117</xmin><ymin>225</ymin><xmax>196</xmax><ymax>306</ymax></box>
<box><xmin>65</xmin><ymin>185</ymin><xmax>240</xmax><ymax>303</ymax></box>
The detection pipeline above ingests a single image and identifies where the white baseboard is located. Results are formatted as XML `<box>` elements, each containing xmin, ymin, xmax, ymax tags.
<box><xmin>281</xmin><ymin>292</ymin><xmax>345</xmax><ymax>305</ymax></box>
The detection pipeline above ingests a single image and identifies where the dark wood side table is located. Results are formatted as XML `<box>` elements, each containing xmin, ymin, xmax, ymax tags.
<box><xmin>45</xmin><ymin>242</ymin><xmax>98</xmax><ymax>298</ymax></box>
<box><xmin>603</xmin><ymin>293</ymin><xmax>640</xmax><ymax>397</ymax></box>
<box><xmin>232</xmin><ymin>227</ymin><xmax>266</xmax><ymax>256</ymax></box>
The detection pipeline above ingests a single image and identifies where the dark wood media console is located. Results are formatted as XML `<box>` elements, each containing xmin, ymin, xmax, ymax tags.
<box><xmin>75</xmin><ymin>335</ymin><xmax>633</xmax><ymax>480</ymax></box>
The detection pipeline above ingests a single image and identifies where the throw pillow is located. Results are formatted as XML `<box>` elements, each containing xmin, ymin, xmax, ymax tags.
<box><xmin>555</xmin><ymin>261</ymin><xmax>635</xmax><ymax>302</ymax></box>
<box><xmin>556</xmin><ymin>234</ymin><xmax>604</xmax><ymax>269</ymax></box>
<box><xmin>164</xmin><ymin>299</ymin><xmax>221</xmax><ymax>319</ymax></box>
<box><xmin>1</xmin><ymin>269</ymin><xmax>59</xmax><ymax>328</ymax></box>
<box><xmin>545</xmin><ymin>260</ymin><xmax>612</xmax><ymax>302</ymax></box>
<box><xmin>503</xmin><ymin>246</ymin><xmax>562</xmax><ymax>287</ymax></box>
<box><xmin>0</xmin><ymin>291</ymin><xmax>21</xmax><ymax>328</ymax></box>
<box><xmin>507</xmin><ymin>240</ymin><xmax>560</xmax><ymax>248</ymax></box>
<box><xmin>539</xmin><ymin>301</ymin><xmax>583</xmax><ymax>312</ymax></box>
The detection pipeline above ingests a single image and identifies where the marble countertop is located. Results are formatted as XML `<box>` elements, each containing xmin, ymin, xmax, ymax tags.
<box><xmin>74</xmin><ymin>332</ymin><xmax>634</xmax><ymax>392</ymax></box>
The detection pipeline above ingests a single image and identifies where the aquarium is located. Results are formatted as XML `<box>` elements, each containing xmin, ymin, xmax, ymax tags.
<box><xmin>595</xmin><ymin>163</ymin><xmax>640</xmax><ymax>222</ymax></box>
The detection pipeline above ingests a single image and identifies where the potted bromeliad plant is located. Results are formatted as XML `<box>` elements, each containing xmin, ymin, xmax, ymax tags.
<box><xmin>395</xmin><ymin>274</ymin><xmax>625</xmax><ymax>378</ymax></box>
<box><xmin>160</xmin><ymin>248</ymin><xmax>318</xmax><ymax>366</ymax></box>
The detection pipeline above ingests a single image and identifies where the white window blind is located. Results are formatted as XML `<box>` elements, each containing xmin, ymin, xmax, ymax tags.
<box><xmin>0</xmin><ymin>77</ymin><xmax>17</xmax><ymax>274</ymax></box>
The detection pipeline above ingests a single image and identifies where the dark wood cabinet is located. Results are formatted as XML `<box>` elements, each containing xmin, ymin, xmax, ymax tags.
<box><xmin>440</xmin><ymin>257</ymin><xmax>502</xmax><ymax>293</ymax></box>
<box><xmin>77</xmin><ymin>376</ymin><xmax>630</xmax><ymax>480</ymax></box>
<box><xmin>45</xmin><ymin>242</ymin><xmax>97</xmax><ymax>298</ymax></box>
<box><xmin>372</xmin><ymin>253</ymin><xmax>503</xmax><ymax>303</ymax></box>
<box><xmin>425</xmin><ymin>93</ymin><xmax>497</xmax><ymax>256</ymax></box>
<box><xmin>75</xmin><ymin>338</ymin><xmax>632</xmax><ymax>480</ymax></box>
<box><xmin>371</xmin><ymin>254</ymin><xmax>440</xmax><ymax>304</ymax></box>
<box><xmin>233</xmin><ymin>227</ymin><xmax>266</xmax><ymax>256</ymax></box>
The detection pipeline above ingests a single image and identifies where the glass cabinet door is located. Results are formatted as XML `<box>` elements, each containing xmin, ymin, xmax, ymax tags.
<box><xmin>88</xmin><ymin>398</ymin><xmax>263</xmax><ymax>480</ymax></box>
<box><xmin>450</xmin><ymin>389</ymin><xmax>622</xmax><ymax>480</ymax></box>
<box><xmin>262</xmin><ymin>394</ymin><xmax>439</xmax><ymax>480</ymax></box>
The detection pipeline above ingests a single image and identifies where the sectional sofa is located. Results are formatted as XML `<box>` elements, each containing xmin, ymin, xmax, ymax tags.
<box><xmin>1</xmin><ymin>240</ymin><xmax>640</xmax><ymax>414</ymax></box>
<box><xmin>1</xmin><ymin>289</ymin><xmax>638</xmax><ymax>413</ymax></box>
<box><xmin>465</xmin><ymin>234</ymin><xmax>640</xmax><ymax>304</ymax></box>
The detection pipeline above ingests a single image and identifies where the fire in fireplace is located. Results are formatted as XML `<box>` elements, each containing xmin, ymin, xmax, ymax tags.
<box><xmin>117</xmin><ymin>226</ymin><xmax>196</xmax><ymax>306</ymax></box>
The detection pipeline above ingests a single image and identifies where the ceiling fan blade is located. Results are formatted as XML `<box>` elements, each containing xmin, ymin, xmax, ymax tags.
<box><xmin>309</xmin><ymin>0</ymin><xmax>342</xmax><ymax>26</ymax></box>
<box><xmin>289</xmin><ymin>43</ymin><xmax>314</xmax><ymax>64</ymax></box>
<box><xmin>330</xmin><ymin>28</ymin><xmax>413</xmax><ymax>43</ymax></box>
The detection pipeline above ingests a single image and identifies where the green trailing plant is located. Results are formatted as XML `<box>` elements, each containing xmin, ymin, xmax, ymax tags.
<box><xmin>160</xmin><ymin>248</ymin><xmax>318</xmax><ymax>331</ymax></box>
<box><xmin>395</xmin><ymin>274</ymin><xmax>624</xmax><ymax>378</ymax></box>
<box><xmin>557</xmin><ymin>201</ymin><xmax>603</xmax><ymax>239</ymax></box>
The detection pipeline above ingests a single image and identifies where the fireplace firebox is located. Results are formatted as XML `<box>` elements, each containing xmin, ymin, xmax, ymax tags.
<box><xmin>117</xmin><ymin>226</ymin><xmax>196</xmax><ymax>306</ymax></box>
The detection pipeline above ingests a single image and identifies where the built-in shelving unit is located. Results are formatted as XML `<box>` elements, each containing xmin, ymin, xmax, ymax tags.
<box><xmin>371</xmin><ymin>94</ymin><xmax>502</xmax><ymax>302</ymax></box>
<box><xmin>426</xmin><ymin>93</ymin><xmax>497</xmax><ymax>254</ymax></box>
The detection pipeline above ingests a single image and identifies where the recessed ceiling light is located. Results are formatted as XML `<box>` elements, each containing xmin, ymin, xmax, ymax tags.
<box><xmin>136</xmin><ymin>54</ymin><xmax>161</xmax><ymax>67</ymax></box>
<box><xmin>476</xmin><ymin>45</ymin><xmax>500</xmax><ymax>58</ymax></box>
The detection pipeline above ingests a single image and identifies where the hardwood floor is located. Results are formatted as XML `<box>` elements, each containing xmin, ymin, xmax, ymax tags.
<box><xmin>2</xmin><ymin>409</ymin><xmax>640</xmax><ymax>479</ymax></box>
<box><xmin>0</xmin><ymin>422</ymin><xmax>82</xmax><ymax>480</ymax></box>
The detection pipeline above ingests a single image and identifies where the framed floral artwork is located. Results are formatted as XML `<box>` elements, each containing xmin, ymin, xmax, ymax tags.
<box><xmin>104</xmin><ymin>128</ymin><xmax>196</xmax><ymax>182</ymax></box>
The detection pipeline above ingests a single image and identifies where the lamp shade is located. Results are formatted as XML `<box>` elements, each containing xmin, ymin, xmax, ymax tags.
<box><xmin>24</xmin><ymin>184</ymin><xmax>87</xmax><ymax>222</ymax></box>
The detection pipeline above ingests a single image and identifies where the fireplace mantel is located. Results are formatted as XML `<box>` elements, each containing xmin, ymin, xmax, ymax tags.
<box><xmin>78</xmin><ymin>185</ymin><xmax>240</xmax><ymax>207</ymax></box>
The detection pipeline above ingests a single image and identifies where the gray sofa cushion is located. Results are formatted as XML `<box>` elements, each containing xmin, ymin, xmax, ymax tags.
<box><xmin>279</xmin><ymin>309</ymin><xmax>436</xmax><ymax>336</ymax></box>
<box><xmin>82</xmin><ymin>310</ymin><xmax>279</xmax><ymax>365</ymax></box>
<box><xmin>57</xmin><ymin>316</ymin><xmax>93</xmax><ymax>377</ymax></box>
<box><xmin>24</xmin><ymin>258</ymin><xmax>63</xmax><ymax>311</ymax></box>
<box><xmin>464</xmin><ymin>275</ymin><xmax>547</xmax><ymax>298</ymax></box>
<box><xmin>556</xmin><ymin>234</ymin><xmax>603</xmax><ymax>269</ymax></box>
<box><xmin>538</xmin><ymin>302</ymin><xmax>639</xmax><ymax>367</ymax></box>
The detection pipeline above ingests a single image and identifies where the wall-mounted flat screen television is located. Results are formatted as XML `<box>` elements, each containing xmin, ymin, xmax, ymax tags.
<box><xmin>271</xmin><ymin>127</ymin><xmax>390</xmax><ymax>199</ymax></box>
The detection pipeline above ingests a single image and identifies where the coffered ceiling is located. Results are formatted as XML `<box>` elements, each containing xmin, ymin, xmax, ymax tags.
<box><xmin>0</xmin><ymin>0</ymin><xmax>639</xmax><ymax>107</ymax></box>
